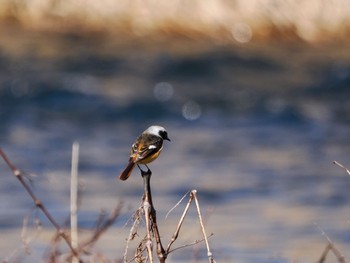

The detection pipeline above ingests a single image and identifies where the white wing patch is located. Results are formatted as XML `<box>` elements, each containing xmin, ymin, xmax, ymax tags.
<box><xmin>148</xmin><ymin>145</ymin><xmax>157</xmax><ymax>149</ymax></box>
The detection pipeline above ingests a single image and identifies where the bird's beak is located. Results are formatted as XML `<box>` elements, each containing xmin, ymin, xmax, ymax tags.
<box><xmin>165</xmin><ymin>136</ymin><xmax>171</xmax><ymax>141</ymax></box>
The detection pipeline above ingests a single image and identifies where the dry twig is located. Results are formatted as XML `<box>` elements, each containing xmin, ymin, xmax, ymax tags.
<box><xmin>78</xmin><ymin>203</ymin><xmax>123</xmax><ymax>252</ymax></box>
<box><xmin>0</xmin><ymin>148</ymin><xmax>122</xmax><ymax>262</ymax></box>
<box><xmin>141</xmin><ymin>169</ymin><xmax>166</xmax><ymax>263</ymax></box>
<box><xmin>71</xmin><ymin>142</ymin><xmax>80</xmax><ymax>263</ymax></box>
<box><xmin>165</xmin><ymin>191</ymin><xmax>193</xmax><ymax>254</ymax></box>
<box><xmin>124</xmin><ymin>165</ymin><xmax>215</xmax><ymax>263</ymax></box>
<box><xmin>333</xmin><ymin>161</ymin><xmax>350</xmax><ymax>176</ymax></box>
<box><xmin>315</xmin><ymin>222</ymin><xmax>347</xmax><ymax>263</ymax></box>
<box><xmin>192</xmin><ymin>190</ymin><xmax>215</xmax><ymax>263</ymax></box>
<box><xmin>123</xmin><ymin>208</ymin><xmax>143</xmax><ymax>262</ymax></box>
<box><xmin>0</xmin><ymin>148</ymin><xmax>79</xmax><ymax>258</ymax></box>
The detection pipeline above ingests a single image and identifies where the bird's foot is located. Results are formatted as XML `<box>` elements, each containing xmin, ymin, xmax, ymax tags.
<box><xmin>137</xmin><ymin>164</ymin><xmax>152</xmax><ymax>177</ymax></box>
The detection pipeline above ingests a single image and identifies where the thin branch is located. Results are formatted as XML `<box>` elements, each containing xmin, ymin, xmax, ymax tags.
<box><xmin>329</xmin><ymin>243</ymin><xmax>348</xmax><ymax>263</ymax></box>
<box><xmin>71</xmin><ymin>142</ymin><xmax>80</xmax><ymax>263</ymax></box>
<box><xmin>20</xmin><ymin>207</ymin><xmax>42</xmax><ymax>255</ymax></box>
<box><xmin>333</xmin><ymin>161</ymin><xmax>350</xmax><ymax>176</ymax></box>
<box><xmin>168</xmin><ymin>233</ymin><xmax>214</xmax><ymax>254</ymax></box>
<box><xmin>142</xmin><ymin>170</ymin><xmax>155</xmax><ymax>263</ymax></box>
<box><xmin>315</xmin><ymin>222</ymin><xmax>347</xmax><ymax>263</ymax></box>
<box><xmin>43</xmin><ymin>214</ymin><xmax>71</xmax><ymax>263</ymax></box>
<box><xmin>145</xmin><ymin>204</ymin><xmax>154</xmax><ymax>263</ymax></box>
<box><xmin>141</xmin><ymin>168</ymin><xmax>167</xmax><ymax>263</ymax></box>
<box><xmin>78</xmin><ymin>202</ymin><xmax>123</xmax><ymax>251</ymax></box>
<box><xmin>192</xmin><ymin>190</ymin><xmax>215</xmax><ymax>263</ymax></box>
<box><xmin>128</xmin><ymin>236</ymin><xmax>147</xmax><ymax>263</ymax></box>
<box><xmin>0</xmin><ymin>148</ymin><xmax>79</xmax><ymax>257</ymax></box>
<box><xmin>166</xmin><ymin>191</ymin><xmax>194</xmax><ymax>254</ymax></box>
<box><xmin>93</xmin><ymin>210</ymin><xmax>108</xmax><ymax>230</ymax></box>
<box><xmin>165</xmin><ymin>190</ymin><xmax>190</xmax><ymax>219</ymax></box>
<box><xmin>123</xmin><ymin>208</ymin><xmax>143</xmax><ymax>263</ymax></box>
<box><xmin>125</xmin><ymin>168</ymin><xmax>215</xmax><ymax>262</ymax></box>
<box><xmin>317</xmin><ymin>243</ymin><xmax>332</xmax><ymax>263</ymax></box>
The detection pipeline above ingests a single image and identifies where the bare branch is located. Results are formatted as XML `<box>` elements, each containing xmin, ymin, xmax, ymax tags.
<box><xmin>141</xmin><ymin>169</ymin><xmax>167</xmax><ymax>263</ymax></box>
<box><xmin>143</xmin><ymin>200</ymin><xmax>154</xmax><ymax>263</ymax></box>
<box><xmin>123</xmin><ymin>208</ymin><xmax>143</xmax><ymax>263</ymax></box>
<box><xmin>165</xmin><ymin>190</ymin><xmax>190</xmax><ymax>219</ymax></box>
<box><xmin>20</xmin><ymin>207</ymin><xmax>42</xmax><ymax>255</ymax></box>
<box><xmin>168</xmin><ymin>233</ymin><xmax>214</xmax><ymax>254</ymax></box>
<box><xmin>315</xmin><ymin>222</ymin><xmax>347</xmax><ymax>263</ymax></box>
<box><xmin>70</xmin><ymin>142</ymin><xmax>79</xmax><ymax>263</ymax></box>
<box><xmin>166</xmin><ymin>191</ymin><xmax>194</xmax><ymax>254</ymax></box>
<box><xmin>79</xmin><ymin>202</ymin><xmax>123</xmax><ymax>251</ymax></box>
<box><xmin>333</xmin><ymin>161</ymin><xmax>350</xmax><ymax>176</ymax></box>
<box><xmin>192</xmin><ymin>190</ymin><xmax>215</xmax><ymax>263</ymax></box>
<box><xmin>71</xmin><ymin>142</ymin><xmax>80</xmax><ymax>263</ymax></box>
<box><xmin>124</xmin><ymin>169</ymin><xmax>215</xmax><ymax>262</ymax></box>
<box><xmin>0</xmin><ymin>148</ymin><xmax>79</xmax><ymax>258</ymax></box>
<box><xmin>129</xmin><ymin>236</ymin><xmax>147</xmax><ymax>263</ymax></box>
<box><xmin>317</xmin><ymin>243</ymin><xmax>332</xmax><ymax>263</ymax></box>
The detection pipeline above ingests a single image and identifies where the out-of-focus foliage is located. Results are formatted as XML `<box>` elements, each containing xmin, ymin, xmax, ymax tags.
<box><xmin>0</xmin><ymin>0</ymin><xmax>350</xmax><ymax>42</ymax></box>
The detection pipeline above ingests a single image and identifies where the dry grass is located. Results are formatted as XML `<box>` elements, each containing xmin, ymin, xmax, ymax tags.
<box><xmin>1</xmin><ymin>149</ymin><xmax>350</xmax><ymax>262</ymax></box>
<box><xmin>0</xmin><ymin>0</ymin><xmax>350</xmax><ymax>42</ymax></box>
<box><xmin>0</xmin><ymin>148</ymin><xmax>216</xmax><ymax>263</ymax></box>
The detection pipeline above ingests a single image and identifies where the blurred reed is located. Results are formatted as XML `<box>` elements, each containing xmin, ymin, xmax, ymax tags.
<box><xmin>0</xmin><ymin>0</ymin><xmax>349</xmax><ymax>42</ymax></box>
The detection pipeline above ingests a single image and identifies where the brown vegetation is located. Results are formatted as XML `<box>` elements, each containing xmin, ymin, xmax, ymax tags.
<box><xmin>0</xmin><ymin>0</ymin><xmax>350</xmax><ymax>42</ymax></box>
<box><xmin>0</xmin><ymin>148</ymin><xmax>215</xmax><ymax>262</ymax></box>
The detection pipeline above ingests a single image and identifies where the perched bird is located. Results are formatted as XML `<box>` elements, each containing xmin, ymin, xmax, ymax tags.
<box><xmin>119</xmin><ymin>125</ymin><xmax>170</xmax><ymax>181</ymax></box>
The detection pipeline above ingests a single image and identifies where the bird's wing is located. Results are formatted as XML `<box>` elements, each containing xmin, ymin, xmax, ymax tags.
<box><xmin>130</xmin><ymin>134</ymin><xmax>163</xmax><ymax>162</ymax></box>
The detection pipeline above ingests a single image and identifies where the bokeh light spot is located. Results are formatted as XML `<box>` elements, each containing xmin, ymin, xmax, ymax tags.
<box><xmin>153</xmin><ymin>82</ymin><xmax>174</xmax><ymax>101</ymax></box>
<box><xmin>182</xmin><ymin>100</ymin><xmax>202</xmax><ymax>120</ymax></box>
<box><xmin>232</xmin><ymin>22</ymin><xmax>253</xmax><ymax>43</ymax></box>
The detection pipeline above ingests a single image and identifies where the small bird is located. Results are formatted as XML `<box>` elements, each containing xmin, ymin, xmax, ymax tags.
<box><xmin>119</xmin><ymin>125</ymin><xmax>170</xmax><ymax>181</ymax></box>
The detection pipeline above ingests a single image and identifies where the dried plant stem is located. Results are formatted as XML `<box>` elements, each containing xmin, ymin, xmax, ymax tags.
<box><xmin>165</xmin><ymin>190</ymin><xmax>190</xmax><ymax>219</ymax></box>
<box><xmin>166</xmin><ymin>191</ymin><xmax>193</xmax><ymax>254</ymax></box>
<box><xmin>123</xmin><ymin>209</ymin><xmax>143</xmax><ymax>262</ymax></box>
<box><xmin>318</xmin><ymin>243</ymin><xmax>332</xmax><ymax>263</ymax></box>
<box><xmin>141</xmin><ymin>169</ymin><xmax>167</xmax><ymax>263</ymax></box>
<box><xmin>143</xmin><ymin>200</ymin><xmax>154</xmax><ymax>263</ymax></box>
<box><xmin>79</xmin><ymin>203</ymin><xmax>122</xmax><ymax>251</ymax></box>
<box><xmin>315</xmin><ymin>222</ymin><xmax>347</xmax><ymax>263</ymax></box>
<box><xmin>317</xmin><ymin>242</ymin><xmax>347</xmax><ymax>263</ymax></box>
<box><xmin>329</xmin><ymin>243</ymin><xmax>347</xmax><ymax>263</ymax></box>
<box><xmin>165</xmin><ymin>190</ymin><xmax>215</xmax><ymax>262</ymax></box>
<box><xmin>71</xmin><ymin>142</ymin><xmax>80</xmax><ymax>263</ymax></box>
<box><xmin>123</xmin><ymin>168</ymin><xmax>216</xmax><ymax>262</ymax></box>
<box><xmin>191</xmin><ymin>190</ymin><xmax>215</xmax><ymax>263</ymax></box>
<box><xmin>168</xmin><ymin>234</ymin><xmax>214</xmax><ymax>254</ymax></box>
<box><xmin>333</xmin><ymin>161</ymin><xmax>350</xmax><ymax>176</ymax></box>
<box><xmin>0</xmin><ymin>148</ymin><xmax>79</xmax><ymax>258</ymax></box>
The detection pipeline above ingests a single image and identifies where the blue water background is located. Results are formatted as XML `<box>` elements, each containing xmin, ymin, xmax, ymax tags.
<box><xmin>0</xmin><ymin>32</ymin><xmax>350</xmax><ymax>262</ymax></box>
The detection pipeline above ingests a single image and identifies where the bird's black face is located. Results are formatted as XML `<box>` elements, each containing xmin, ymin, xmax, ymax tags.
<box><xmin>159</xmin><ymin>130</ymin><xmax>171</xmax><ymax>141</ymax></box>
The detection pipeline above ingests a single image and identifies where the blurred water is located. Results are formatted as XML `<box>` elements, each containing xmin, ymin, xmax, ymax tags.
<box><xmin>0</xmin><ymin>30</ymin><xmax>350</xmax><ymax>262</ymax></box>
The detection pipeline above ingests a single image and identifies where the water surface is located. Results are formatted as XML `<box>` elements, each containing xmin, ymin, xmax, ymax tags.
<box><xmin>1</xmin><ymin>28</ymin><xmax>350</xmax><ymax>262</ymax></box>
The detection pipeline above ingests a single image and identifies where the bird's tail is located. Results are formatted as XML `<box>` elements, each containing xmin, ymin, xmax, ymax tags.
<box><xmin>119</xmin><ymin>160</ymin><xmax>136</xmax><ymax>181</ymax></box>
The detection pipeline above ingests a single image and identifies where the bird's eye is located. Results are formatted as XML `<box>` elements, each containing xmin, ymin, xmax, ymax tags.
<box><xmin>159</xmin><ymin>130</ymin><xmax>170</xmax><ymax>141</ymax></box>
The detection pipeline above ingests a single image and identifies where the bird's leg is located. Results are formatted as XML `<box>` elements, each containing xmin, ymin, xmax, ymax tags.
<box><xmin>137</xmin><ymin>164</ymin><xmax>152</xmax><ymax>176</ymax></box>
<box><xmin>144</xmin><ymin>164</ymin><xmax>151</xmax><ymax>174</ymax></box>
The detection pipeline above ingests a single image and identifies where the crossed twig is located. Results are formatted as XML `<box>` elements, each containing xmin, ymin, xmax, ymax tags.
<box><xmin>0</xmin><ymin>147</ymin><xmax>215</xmax><ymax>262</ymax></box>
<box><xmin>0</xmin><ymin>148</ymin><xmax>121</xmax><ymax>262</ymax></box>
<box><xmin>123</xmin><ymin>167</ymin><xmax>215</xmax><ymax>263</ymax></box>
